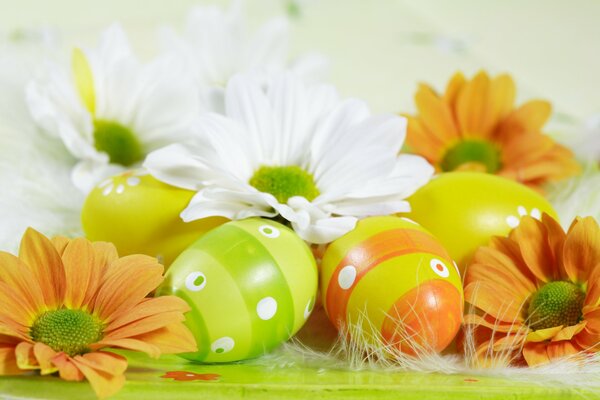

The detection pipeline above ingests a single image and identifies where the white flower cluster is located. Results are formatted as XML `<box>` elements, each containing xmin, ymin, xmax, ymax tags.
<box><xmin>20</xmin><ymin>2</ymin><xmax>434</xmax><ymax>243</ymax></box>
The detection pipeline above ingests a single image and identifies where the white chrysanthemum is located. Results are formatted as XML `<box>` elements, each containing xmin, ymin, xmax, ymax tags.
<box><xmin>160</xmin><ymin>1</ymin><xmax>327</xmax><ymax>112</ymax></box>
<box><xmin>144</xmin><ymin>74</ymin><xmax>434</xmax><ymax>243</ymax></box>
<box><xmin>26</xmin><ymin>24</ymin><xmax>199</xmax><ymax>192</ymax></box>
<box><xmin>0</xmin><ymin>29</ymin><xmax>83</xmax><ymax>252</ymax></box>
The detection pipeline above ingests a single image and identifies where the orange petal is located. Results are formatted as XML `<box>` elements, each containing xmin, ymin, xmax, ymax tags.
<box><xmin>62</xmin><ymin>238</ymin><xmax>99</xmax><ymax>309</ymax></box>
<box><xmin>0</xmin><ymin>313</ymin><xmax>29</xmax><ymax>341</ymax></box>
<box><xmin>33</xmin><ymin>342</ymin><xmax>58</xmax><ymax>375</ymax></box>
<box><xmin>0</xmin><ymin>251</ymin><xmax>46</xmax><ymax>317</ymax></box>
<box><xmin>93</xmin><ymin>255</ymin><xmax>164</xmax><ymax>323</ymax></box>
<box><xmin>51</xmin><ymin>353</ymin><xmax>84</xmax><ymax>381</ymax></box>
<box><xmin>469</xmin><ymin>246</ymin><xmax>537</xmax><ymax>299</ymax></box>
<box><xmin>463</xmin><ymin>313</ymin><xmax>524</xmax><ymax>333</ymax></box>
<box><xmin>455</xmin><ymin>71</ymin><xmax>491</xmax><ymax>137</ymax></box>
<box><xmin>0</xmin><ymin>281</ymin><xmax>37</xmax><ymax>327</ymax></box>
<box><xmin>414</xmin><ymin>83</ymin><xmax>458</xmax><ymax>143</ymax></box>
<box><xmin>0</xmin><ymin>344</ymin><xmax>21</xmax><ymax>375</ymax></box>
<box><xmin>510</xmin><ymin>216</ymin><xmax>558</xmax><ymax>283</ymax></box>
<box><xmin>105</xmin><ymin>296</ymin><xmax>190</xmax><ymax>333</ymax></box>
<box><xmin>496</xmin><ymin>100</ymin><xmax>552</xmax><ymax>139</ymax></box>
<box><xmin>552</xmin><ymin>321</ymin><xmax>587</xmax><ymax>342</ymax></box>
<box><xmin>19</xmin><ymin>228</ymin><xmax>66</xmax><ymax>309</ymax></box>
<box><xmin>492</xmin><ymin>332</ymin><xmax>527</xmax><ymax>352</ymax></box>
<box><xmin>51</xmin><ymin>236</ymin><xmax>71</xmax><ymax>256</ymax></box>
<box><xmin>92</xmin><ymin>338</ymin><xmax>161</xmax><ymax>358</ymax></box>
<box><xmin>584</xmin><ymin>265</ymin><xmax>600</xmax><ymax>310</ymax></box>
<box><xmin>574</xmin><ymin>325</ymin><xmax>600</xmax><ymax>351</ymax></box>
<box><xmin>81</xmin><ymin>242</ymin><xmax>119</xmax><ymax>307</ymax></box>
<box><xmin>546</xmin><ymin>340</ymin><xmax>583</xmax><ymax>361</ymax></box>
<box><xmin>443</xmin><ymin>71</ymin><xmax>466</xmax><ymax>110</ymax></box>
<box><xmin>104</xmin><ymin>311</ymin><xmax>185</xmax><ymax>341</ymax></box>
<box><xmin>464</xmin><ymin>281</ymin><xmax>525</xmax><ymax>323</ymax></box>
<box><xmin>541</xmin><ymin>214</ymin><xmax>567</xmax><ymax>276</ymax></box>
<box><xmin>76</xmin><ymin>351</ymin><xmax>127</xmax><ymax>375</ymax></box>
<box><xmin>15</xmin><ymin>342</ymin><xmax>37</xmax><ymax>370</ymax></box>
<box><xmin>71</xmin><ymin>352</ymin><xmax>127</xmax><ymax>399</ymax></box>
<box><xmin>522</xmin><ymin>341</ymin><xmax>550</xmax><ymax>366</ymax></box>
<box><xmin>526</xmin><ymin>325</ymin><xmax>563</xmax><ymax>343</ymax></box>
<box><xmin>406</xmin><ymin>116</ymin><xmax>446</xmax><ymax>162</ymax></box>
<box><xmin>487</xmin><ymin>74</ymin><xmax>516</xmax><ymax>132</ymax></box>
<box><xmin>563</xmin><ymin>217</ymin><xmax>600</xmax><ymax>284</ymax></box>
<box><xmin>130</xmin><ymin>322</ymin><xmax>197</xmax><ymax>355</ymax></box>
<box><xmin>488</xmin><ymin>236</ymin><xmax>538</xmax><ymax>281</ymax></box>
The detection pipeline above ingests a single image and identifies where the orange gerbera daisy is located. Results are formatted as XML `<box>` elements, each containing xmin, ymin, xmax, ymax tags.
<box><xmin>406</xmin><ymin>71</ymin><xmax>579</xmax><ymax>191</ymax></box>
<box><xmin>464</xmin><ymin>214</ymin><xmax>600</xmax><ymax>366</ymax></box>
<box><xmin>0</xmin><ymin>228</ymin><xmax>196</xmax><ymax>398</ymax></box>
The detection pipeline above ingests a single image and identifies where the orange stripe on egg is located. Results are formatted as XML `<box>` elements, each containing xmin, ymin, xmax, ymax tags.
<box><xmin>380</xmin><ymin>279</ymin><xmax>463</xmax><ymax>354</ymax></box>
<box><xmin>324</xmin><ymin>229</ymin><xmax>452</xmax><ymax>328</ymax></box>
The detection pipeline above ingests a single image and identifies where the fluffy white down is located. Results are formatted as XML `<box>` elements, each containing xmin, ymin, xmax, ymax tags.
<box><xmin>145</xmin><ymin>73</ymin><xmax>434</xmax><ymax>243</ymax></box>
<box><xmin>0</xmin><ymin>33</ymin><xmax>83</xmax><ymax>253</ymax></box>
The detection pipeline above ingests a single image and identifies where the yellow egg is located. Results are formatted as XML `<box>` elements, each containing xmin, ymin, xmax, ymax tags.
<box><xmin>81</xmin><ymin>171</ymin><xmax>226</xmax><ymax>266</ymax></box>
<box><xmin>404</xmin><ymin>172</ymin><xmax>557</xmax><ymax>274</ymax></box>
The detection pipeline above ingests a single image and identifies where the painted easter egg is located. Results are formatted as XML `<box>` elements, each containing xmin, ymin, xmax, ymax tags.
<box><xmin>157</xmin><ymin>218</ymin><xmax>318</xmax><ymax>363</ymax></box>
<box><xmin>320</xmin><ymin>216</ymin><xmax>463</xmax><ymax>354</ymax></box>
<box><xmin>404</xmin><ymin>172</ymin><xmax>558</xmax><ymax>274</ymax></box>
<box><xmin>81</xmin><ymin>170</ymin><xmax>226</xmax><ymax>266</ymax></box>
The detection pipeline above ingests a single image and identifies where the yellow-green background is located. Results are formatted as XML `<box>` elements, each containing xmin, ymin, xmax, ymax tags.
<box><xmin>1</xmin><ymin>0</ymin><xmax>598</xmax><ymax>120</ymax></box>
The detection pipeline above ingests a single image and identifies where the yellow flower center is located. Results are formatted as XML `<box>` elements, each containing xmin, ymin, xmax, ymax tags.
<box><xmin>440</xmin><ymin>139</ymin><xmax>502</xmax><ymax>173</ymax></box>
<box><xmin>30</xmin><ymin>309</ymin><xmax>104</xmax><ymax>356</ymax></box>
<box><xmin>93</xmin><ymin>120</ymin><xmax>143</xmax><ymax>166</ymax></box>
<box><xmin>527</xmin><ymin>281</ymin><xmax>585</xmax><ymax>331</ymax></box>
<box><xmin>249</xmin><ymin>165</ymin><xmax>320</xmax><ymax>203</ymax></box>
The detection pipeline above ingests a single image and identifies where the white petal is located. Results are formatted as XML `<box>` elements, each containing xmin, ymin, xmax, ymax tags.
<box><xmin>243</xmin><ymin>17</ymin><xmax>288</xmax><ymax>72</ymax></box>
<box><xmin>180</xmin><ymin>186</ymin><xmax>276</xmax><ymax>221</ymax></box>
<box><xmin>225</xmin><ymin>74</ymin><xmax>275</xmax><ymax>161</ymax></box>
<box><xmin>292</xmin><ymin>214</ymin><xmax>357</xmax><ymax>244</ymax></box>
<box><xmin>311</xmin><ymin>112</ymin><xmax>407</xmax><ymax>195</ymax></box>
<box><xmin>71</xmin><ymin>159</ymin><xmax>124</xmax><ymax>194</ymax></box>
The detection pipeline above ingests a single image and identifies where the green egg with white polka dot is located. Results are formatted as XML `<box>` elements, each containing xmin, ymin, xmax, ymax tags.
<box><xmin>156</xmin><ymin>218</ymin><xmax>318</xmax><ymax>363</ymax></box>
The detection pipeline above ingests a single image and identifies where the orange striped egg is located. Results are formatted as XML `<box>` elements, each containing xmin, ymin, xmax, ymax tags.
<box><xmin>320</xmin><ymin>216</ymin><xmax>463</xmax><ymax>354</ymax></box>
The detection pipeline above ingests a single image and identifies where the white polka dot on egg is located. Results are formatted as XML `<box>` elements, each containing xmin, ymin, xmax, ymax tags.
<box><xmin>211</xmin><ymin>337</ymin><xmax>235</xmax><ymax>354</ymax></box>
<box><xmin>127</xmin><ymin>176</ymin><xmax>141</xmax><ymax>186</ymax></box>
<box><xmin>338</xmin><ymin>265</ymin><xmax>357</xmax><ymax>290</ymax></box>
<box><xmin>185</xmin><ymin>271</ymin><xmax>207</xmax><ymax>292</ymax></box>
<box><xmin>304</xmin><ymin>297</ymin><xmax>315</xmax><ymax>319</ymax></box>
<box><xmin>506</xmin><ymin>215</ymin><xmax>520</xmax><ymax>228</ymax></box>
<box><xmin>256</xmin><ymin>297</ymin><xmax>278</xmax><ymax>320</ymax></box>
<box><xmin>102</xmin><ymin>184</ymin><xmax>113</xmax><ymax>196</ymax></box>
<box><xmin>430</xmin><ymin>259</ymin><xmax>450</xmax><ymax>278</ymax></box>
<box><xmin>259</xmin><ymin>225</ymin><xmax>280</xmax><ymax>238</ymax></box>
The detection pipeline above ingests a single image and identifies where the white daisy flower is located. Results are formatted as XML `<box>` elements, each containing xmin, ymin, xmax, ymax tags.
<box><xmin>26</xmin><ymin>24</ymin><xmax>199</xmax><ymax>193</ymax></box>
<box><xmin>160</xmin><ymin>1</ymin><xmax>327</xmax><ymax>112</ymax></box>
<box><xmin>144</xmin><ymin>74</ymin><xmax>434</xmax><ymax>243</ymax></box>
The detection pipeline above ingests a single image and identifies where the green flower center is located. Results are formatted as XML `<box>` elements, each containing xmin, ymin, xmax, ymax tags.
<box><xmin>249</xmin><ymin>165</ymin><xmax>320</xmax><ymax>203</ymax></box>
<box><xmin>527</xmin><ymin>281</ymin><xmax>585</xmax><ymax>331</ymax></box>
<box><xmin>440</xmin><ymin>139</ymin><xmax>502</xmax><ymax>173</ymax></box>
<box><xmin>30</xmin><ymin>309</ymin><xmax>104</xmax><ymax>356</ymax></box>
<box><xmin>93</xmin><ymin>119</ymin><xmax>143</xmax><ymax>166</ymax></box>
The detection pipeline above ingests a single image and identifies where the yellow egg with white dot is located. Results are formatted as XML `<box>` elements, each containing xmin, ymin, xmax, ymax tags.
<box><xmin>81</xmin><ymin>171</ymin><xmax>226</xmax><ymax>265</ymax></box>
<box><xmin>403</xmin><ymin>172</ymin><xmax>557</xmax><ymax>274</ymax></box>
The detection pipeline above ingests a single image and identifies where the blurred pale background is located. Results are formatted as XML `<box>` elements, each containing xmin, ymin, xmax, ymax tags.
<box><xmin>1</xmin><ymin>0</ymin><xmax>598</xmax><ymax>121</ymax></box>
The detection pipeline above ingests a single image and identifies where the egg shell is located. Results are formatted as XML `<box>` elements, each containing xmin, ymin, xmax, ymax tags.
<box><xmin>157</xmin><ymin>218</ymin><xmax>318</xmax><ymax>363</ymax></box>
<box><xmin>321</xmin><ymin>216</ymin><xmax>463</xmax><ymax>354</ymax></box>
<box><xmin>404</xmin><ymin>172</ymin><xmax>558</xmax><ymax>274</ymax></box>
<box><xmin>81</xmin><ymin>171</ymin><xmax>226</xmax><ymax>266</ymax></box>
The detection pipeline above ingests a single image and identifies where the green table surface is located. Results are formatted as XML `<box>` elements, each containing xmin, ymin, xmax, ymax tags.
<box><xmin>1</xmin><ymin>350</ymin><xmax>599</xmax><ymax>400</ymax></box>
